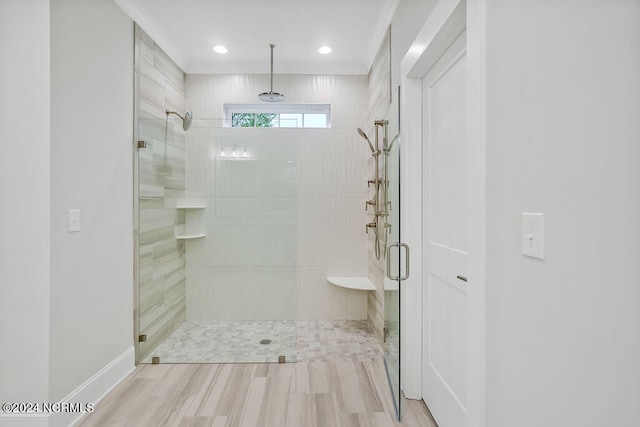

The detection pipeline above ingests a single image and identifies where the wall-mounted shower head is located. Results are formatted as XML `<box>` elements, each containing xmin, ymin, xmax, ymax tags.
<box><xmin>357</xmin><ymin>128</ymin><xmax>376</xmax><ymax>154</ymax></box>
<box><xmin>166</xmin><ymin>109</ymin><xmax>193</xmax><ymax>131</ymax></box>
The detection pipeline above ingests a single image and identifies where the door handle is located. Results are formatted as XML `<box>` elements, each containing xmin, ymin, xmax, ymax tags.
<box><xmin>386</xmin><ymin>242</ymin><xmax>410</xmax><ymax>281</ymax></box>
<box><xmin>386</xmin><ymin>243</ymin><xmax>398</xmax><ymax>280</ymax></box>
<box><xmin>400</xmin><ymin>243</ymin><xmax>409</xmax><ymax>280</ymax></box>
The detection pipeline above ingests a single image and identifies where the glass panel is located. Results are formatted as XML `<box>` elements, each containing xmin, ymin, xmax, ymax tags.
<box><xmin>136</xmin><ymin>117</ymin><xmax>189</xmax><ymax>363</ymax></box>
<box><xmin>255</xmin><ymin>113</ymin><xmax>278</xmax><ymax>127</ymax></box>
<box><xmin>136</xmin><ymin>117</ymin><xmax>298</xmax><ymax>363</ymax></box>
<box><xmin>279</xmin><ymin>113</ymin><xmax>302</xmax><ymax>127</ymax></box>
<box><xmin>383</xmin><ymin>87</ymin><xmax>402</xmax><ymax>419</ymax></box>
<box><xmin>303</xmin><ymin>113</ymin><xmax>327</xmax><ymax>128</ymax></box>
<box><xmin>232</xmin><ymin>112</ymin><xmax>255</xmax><ymax>127</ymax></box>
<box><xmin>232</xmin><ymin>112</ymin><xmax>279</xmax><ymax>127</ymax></box>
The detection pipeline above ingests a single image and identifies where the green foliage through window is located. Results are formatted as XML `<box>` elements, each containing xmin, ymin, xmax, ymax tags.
<box><xmin>232</xmin><ymin>113</ymin><xmax>278</xmax><ymax>128</ymax></box>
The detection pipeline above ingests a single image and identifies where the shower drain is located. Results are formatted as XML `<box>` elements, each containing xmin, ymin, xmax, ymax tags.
<box><xmin>260</xmin><ymin>339</ymin><xmax>272</xmax><ymax>345</ymax></box>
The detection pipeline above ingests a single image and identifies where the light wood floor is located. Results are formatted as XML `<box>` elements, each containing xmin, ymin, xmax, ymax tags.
<box><xmin>77</xmin><ymin>360</ymin><xmax>437</xmax><ymax>427</ymax></box>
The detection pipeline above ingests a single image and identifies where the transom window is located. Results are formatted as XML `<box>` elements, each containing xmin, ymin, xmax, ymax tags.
<box><xmin>224</xmin><ymin>104</ymin><xmax>331</xmax><ymax>128</ymax></box>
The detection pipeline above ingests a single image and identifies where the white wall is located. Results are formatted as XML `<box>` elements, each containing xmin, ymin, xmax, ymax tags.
<box><xmin>484</xmin><ymin>1</ymin><xmax>640</xmax><ymax>426</ymax></box>
<box><xmin>185</xmin><ymin>74</ymin><xmax>370</xmax><ymax>321</ymax></box>
<box><xmin>0</xmin><ymin>0</ymin><xmax>51</xmax><ymax>404</ymax></box>
<box><xmin>390</xmin><ymin>0</ymin><xmax>438</xmax><ymax>92</ymax></box>
<box><xmin>0</xmin><ymin>0</ymin><xmax>135</xmax><ymax>420</ymax></box>
<box><xmin>49</xmin><ymin>0</ymin><xmax>134</xmax><ymax>402</ymax></box>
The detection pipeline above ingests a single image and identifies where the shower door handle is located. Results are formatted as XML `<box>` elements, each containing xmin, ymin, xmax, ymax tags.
<box><xmin>400</xmin><ymin>243</ymin><xmax>409</xmax><ymax>280</ymax></box>
<box><xmin>386</xmin><ymin>242</ymin><xmax>410</xmax><ymax>281</ymax></box>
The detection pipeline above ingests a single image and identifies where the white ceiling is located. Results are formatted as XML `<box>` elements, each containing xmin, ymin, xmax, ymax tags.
<box><xmin>114</xmin><ymin>0</ymin><xmax>398</xmax><ymax>75</ymax></box>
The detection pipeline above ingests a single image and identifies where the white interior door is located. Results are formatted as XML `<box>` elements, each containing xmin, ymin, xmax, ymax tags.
<box><xmin>422</xmin><ymin>30</ymin><xmax>468</xmax><ymax>427</ymax></box>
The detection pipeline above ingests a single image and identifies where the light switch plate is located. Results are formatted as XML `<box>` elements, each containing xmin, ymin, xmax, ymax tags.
<box><xmin>68</xmin><ymin>210</ymin><xmax>80</xmax><ymax>232</ymax></box>
<box><xmin>522</xmin><ymin>212</ymin><xmax>544</xmax><ymax>259</ymax></box>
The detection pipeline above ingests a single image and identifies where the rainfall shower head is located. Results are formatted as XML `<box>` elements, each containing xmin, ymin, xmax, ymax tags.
<box><xmin>259</xmin><ymin>44</ymin><xmax>285</xmax><ymax>102</ymax></box>
<box><xmin>357</xmin><ymin>128</ymin><xmax>376</xmax><ymax>154</ymax></box>
<box><xmin>166</xmin><ymin>110</ymin><xmax>193</xmax><ymax>131</ymax></box>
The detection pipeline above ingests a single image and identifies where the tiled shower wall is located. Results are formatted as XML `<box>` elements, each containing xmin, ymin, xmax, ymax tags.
<box><xmin>184</xmin><ymin>74</ymin><xmax>371</xmax><ymax>321</ymax></box>
<box><xmin>134</xmin><ymin>25</ymin><xmax>187</xmax><ymax>362</ymax></box>
<box><xmin>366</xmin><ymin>30</ymin><xmax>392</xmax><ymax>346</ymax></box>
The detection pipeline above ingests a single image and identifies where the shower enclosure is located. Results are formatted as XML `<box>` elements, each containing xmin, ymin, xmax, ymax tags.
<box><xmin>134</xmin><ymin>115</ymin><xmax>378</xmax><ymax>364</ymax></box>
<box><xmin>132</xmin><ymin>96</ymin><xmax>403</xmax><ymax>413</ymax></box>
<box><xmin>132</xmin><ymin>20</ymin><xmax>402</xmax><ymax>420</ymax></box>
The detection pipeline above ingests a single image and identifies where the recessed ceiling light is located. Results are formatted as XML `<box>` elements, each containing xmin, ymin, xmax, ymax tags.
<box><xmin>213</xmin><ymin>45</ymin><xmax>228</xmax><ymax>54</ymax></box>
<box><xmin>318</xmin><ymin>46</ymin><xmax>332</xmax><ymax>55</ymax></box>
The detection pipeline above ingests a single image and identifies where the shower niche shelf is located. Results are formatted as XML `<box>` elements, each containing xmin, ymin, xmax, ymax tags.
<box><xmin>175</xmin><ymin>234</ymin><xmax>206</xmax><ymax>240</ymax></box>
<box><xmin>326</xmin><ymin>277</ymin><xmax>375</xmax><ymax>291</ymax></box>
<box><xmin>175</xmin><ymin>204</ymin><xmax>206</xmax><ymax>240</ymax></box>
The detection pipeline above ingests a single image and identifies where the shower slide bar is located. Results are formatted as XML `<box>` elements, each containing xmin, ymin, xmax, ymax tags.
<box><xmin>357</xmin><ymin>120</ymin><xmax>390</xmax><ymax>260</ymax></box>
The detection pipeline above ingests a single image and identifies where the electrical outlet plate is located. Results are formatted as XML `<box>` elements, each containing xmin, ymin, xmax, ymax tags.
<box><xmin>68</xmin><ymin>210</ymin><xmax>80</xmax><ymax>233</ymax></box>
<box><xmin>522</xmin><ymin>212</ymin><xmax>544</xmax><ymax>259</ymax></box>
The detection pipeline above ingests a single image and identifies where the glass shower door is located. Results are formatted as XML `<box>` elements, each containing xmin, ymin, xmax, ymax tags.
<box><xmin>135</xmin><ymin>116</ymin><xmax>299</xmax><ymax>364</ymax></box>
<box><xmin>384</xmin><ymin>86</ymin><xmax>402</xmax><ymax>419</ymax></box>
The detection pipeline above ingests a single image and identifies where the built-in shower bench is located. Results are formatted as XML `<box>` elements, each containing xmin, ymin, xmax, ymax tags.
<box><xmin>326</xmin><ymin>277</ymin><xmax>376</xmax><ymax>291</ymax></box>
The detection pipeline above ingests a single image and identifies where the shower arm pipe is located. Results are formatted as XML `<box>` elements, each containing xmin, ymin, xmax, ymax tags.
<box><xmin>166</xmin><ymin>109</ymin><xmax>184</xmax><ymax>120</ymax></box>
<box><xmin>269</xmin><ymin>44</ymin><xmax>274</xmax><ymax>92</ymax></box>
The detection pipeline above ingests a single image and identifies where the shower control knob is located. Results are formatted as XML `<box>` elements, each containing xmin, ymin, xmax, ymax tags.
<box><xmin>365</xmin><ymin>200</ymin><xmax>377</xmax><ymax>211</ymax></box>
<box><xmin>365</xmin><ymin>222</ymin><xmax>377</xmax><ymax>234</ymax></box>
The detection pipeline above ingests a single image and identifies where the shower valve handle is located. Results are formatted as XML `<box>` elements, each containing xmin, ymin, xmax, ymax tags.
<box><xmin>365</xmin><ymin>222</ymin><xmax>377</xmax><ymax>234</ymax></box>
<box><xmin>365</xmin><ymin>200</ymin><xmax>377</xmax><ymax>211</ymax></box>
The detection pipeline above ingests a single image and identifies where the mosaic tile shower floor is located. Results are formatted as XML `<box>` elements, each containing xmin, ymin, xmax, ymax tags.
<box><xmin>142</xmin><ymin>320</ymin><xmax>382</xmax><ymax>364</ymax></box>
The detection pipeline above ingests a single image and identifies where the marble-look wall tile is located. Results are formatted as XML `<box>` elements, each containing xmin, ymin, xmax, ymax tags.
<box><xmin>297</xmin><ymin>197</ymin><xmax>345</xmax><ymax>267</ymax></box>
<box><xmin>186</xmin><ymin>266</ymin><xmax>297</xmax><ymax>321</ymax></box>
<box><xmin>139</xmin><ymin>72</ymin><xmax>165</xmax><ymax>109</ymax></box>
<box><xmin>153</xmin><ymin>45</ymin><xmax>185</xmax><ymax>92</ymax></box>
<box><xmin>366</xmin><ymin>31</ymin><xmax>393</xmax><ymax>346</ymax></box>
<box><xmin>135</xmin><ymin>24</ymin><xmax>187</xmax><ymax>362</ymax></box>
<box><xmin>186</xmin><ymin>74</ymin><xmax>368</xmax><ymax>129</ymax></box>
<box><xmin>165</xmin><ymin>81</ymin><xmax>186</xmax><ymax>114</ymax></box>
<box><xmin>295</xmin><ymin>131</ymin><xmax>327</xmax><ymax>198</ymax></box>
<box><xmin>343</xmin><ymin>198</ymin><xmax>369</xmax><ymax>274</ymax></box>
<box><xmin>297</xmin><ymin>267</ymin><xmax>367</xmax><ymax>320</ymax></box>
<box><xmin>341</xmin><ymin>130</ymin><xmax>371</xmax><ymax>199</ymax></box>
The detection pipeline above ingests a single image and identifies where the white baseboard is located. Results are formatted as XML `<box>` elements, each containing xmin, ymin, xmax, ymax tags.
<box><xmin>55</xmin><ymin>345</ymin><xmax>135</xmax><ymax>427</ymax></box>
<box><xmin>0</xmin><ymin>346</ymin><xmax>135</xmax><ymax>427</ymax></box>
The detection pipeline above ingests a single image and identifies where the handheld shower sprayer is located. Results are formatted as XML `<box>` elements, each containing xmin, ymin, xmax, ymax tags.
<box><xmin>357</xmin><ymin>128</ymin><xmax>377</xmax><ymax>155</ymax></box>
<box><xmin>166</xmin><ymin>109</ymin><xmax>193</xmax><ymax>131</ymax></box>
